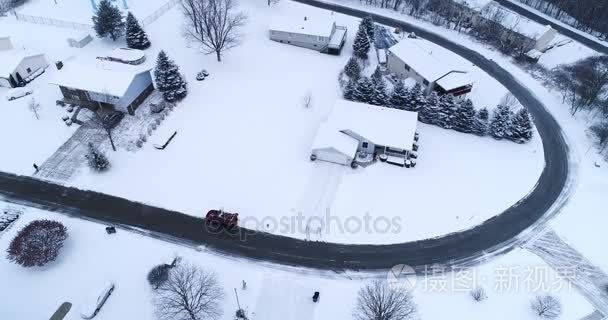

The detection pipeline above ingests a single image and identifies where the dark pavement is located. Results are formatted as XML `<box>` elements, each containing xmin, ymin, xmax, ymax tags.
<box><xmin>492</xmin><ymin>0</ymin><xmax>608</xmax><ymax>55</ymax></box>
<box><xmin>0</xmin><ymin>0</ymin><xmax>571</xmax><ymax>271</ymax></box>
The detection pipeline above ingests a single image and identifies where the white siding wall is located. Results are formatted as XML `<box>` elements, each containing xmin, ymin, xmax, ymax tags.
<box><xmin>269</xmin><ymin>30</ymin><xmax>330</xmax><ymax>51</ymax></box>
<box><xmin>117</xmin><ymin>71</ymin><xmax>153</xmax><ymax>112</ymax></box>
<box><xmin>387</xmin><ymin>51</ymin><xmax>433</xmax><ymax>94</ymax></box>
<box><xmin>12</xmin><ymin>55</ymin><xmax>48</xmax><ymax>81</ymax></box>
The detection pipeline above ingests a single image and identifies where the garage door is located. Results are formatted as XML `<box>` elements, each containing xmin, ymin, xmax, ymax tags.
<box><xmin>315</xmin><ymin>149</ymin><xmax>351</xmax><ymax>166</ymax></box>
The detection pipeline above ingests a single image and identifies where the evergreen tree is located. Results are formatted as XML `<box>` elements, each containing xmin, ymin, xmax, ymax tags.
<box><xmin>92</xmin><ymin>0</ymin><xmax>125</xmax><ymax>41</ymax></box>
<box><xmin>420</xmin><ymin>91</ymin><xmax>439</xmax><ymax>125</ymax></box>
<box><xmin>86</xmin><ymin>143</ymin><xmax>109</xmax><ymax>171</ymax></box>
<box><xmin>353</xmin><ymin>26</ymin><xmax>371</xmax><ymax>60</ymax></box>
<box><xmin>343</xmin><ymin>57</ymin><xmax>361</xmax><ymax>80</ymax></box>
<box><xmin>361</xmin><ymin>15</ymin><xmax>375</xmax><ymax>43</ymax></box>
<box><xmin>472</xmin><ymin>107</ymin><xmax>490</xmax><ymax>136</ymax></box>
<box><xmin>371</xmin><ymin>68</ymin><xmax>388</xmax><ymax>106</ymax></box>
<box><xmin>508</xmin><ymin>108</ymin><xmax>534</xmax><ymax>143</ymax></box>
<box><xmin>489</xmin><ymin>105</ymin><xmax>513</xmax><ymax>139</ymax></box>
<box><xmin>353</xmin><ymin>77</ymin><xmax>374</xmax><ymax>103</ymax></box>
<box><xmin>453</xmin><ymin>99</ymin><xmax>476</xmax><ymax>133</ymax></box>
<box><xmin>389</xmin><ymin>80</ymin><xmax>409</xmax><ymax>109</ymax></box>
<box><xmin>437</xmin><ymin>94</ymin><xmax>458</xmax><ymax>129</ymax></box>
<box><xmin>126</xmin><ymin>12</ymin><xmax>151</xmax><ymax>50</ymax></box>
<box><xmin>343</xmin><ymin>79</ymin><xmax>356</xmax><ymax>101</ymax></box>
<box><xmin>404</xmin><ymin>83</ymin><xmax>426</xmax><ymax>112</ymax></box>
<box><xmin>154</xmin><ymin>51</ymin><xmax>187</xmax><ymax>102</ymax></box>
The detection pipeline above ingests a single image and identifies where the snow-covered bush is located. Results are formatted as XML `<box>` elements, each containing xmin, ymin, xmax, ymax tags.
<box><xmin>86</xmin><ymin>143</ymin><xmax>109</xmax><ymax>171</ymax></box>
<box><xmin>6</xmin><ymin>220</ymin><xmax>68</xmax><ymax>267</ymax></box>
<box><xmin>354</xmin><ymin>280</ymin><xmax>417</xmax><ymax>320</ymax></box>
<box><xmin>531</xmin><ymin>295</ymin><xmax>561</xmax><ymax>319</ymax></box>
<box><xmin>148</xmin><ymin>264</ymin><xmax>171</xmax><ymax>289</ymax></box>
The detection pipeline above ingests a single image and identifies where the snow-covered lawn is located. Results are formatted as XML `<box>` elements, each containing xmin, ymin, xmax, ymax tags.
<box><xmin>538</xmin><ymin>34</ymin><xmax>599</xmax><ymax>69</ymax></box>
<box><xmin>0</xmin><ymin>206</ymin><xmax>593</xmax><ymax>320</ymax></box>
<box><xmin>17</xmin><ymin>0</ymin><xmax>170</xmax><ymax>24</ymax></box>
<box><xmin>18</xmin><ymin>0</ymin><xmax>540</xmax><ymax>244</ymax></box>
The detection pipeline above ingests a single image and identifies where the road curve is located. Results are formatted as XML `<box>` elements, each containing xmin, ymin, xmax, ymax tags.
<box><xmin>492</xmin><ymin>0</ymin><xmax>608</xmax><ymax>55</ymax></box>
<box><xmin>0</xmin><ymin>0</ymin><xmax>571</xmax><ymax>271</ymax></box>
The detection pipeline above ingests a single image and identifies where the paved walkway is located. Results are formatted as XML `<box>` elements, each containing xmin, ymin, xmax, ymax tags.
<box><xmin>525</xmin><ymin>229</ymin><xmax>608</xmax><ymax>317</ymax></box>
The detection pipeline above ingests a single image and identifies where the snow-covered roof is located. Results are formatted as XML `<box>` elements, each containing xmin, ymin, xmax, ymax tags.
<box><xmin>388</xmin><ymin>38</ymin><xmax>469</xmax><ymax>82</ymax></box>
<box><xmin>0</xmin><ymin>50</ymin><xmax>44</xmax><ymax>78</ymax></box>
<box><xmin>49</xmin><ymin>62</ymin><xmax>151</xmax><ymax>97</ymax></box>
<box><xmin>320</xmin><ymin>100</ymin><xmax>418</xmax><ymax>151</ymax></box>
<box><xmin>106</xmin><ymin>47</ymin><xmax>145</xmax><ymax>62</ymax></box>
<box><xmin>435</xmin><ymin>71</ymin><xmax>473</xmax><ymax>90</ymax></box>
<box><xmin>311</xmin><ymin>125</ymin><xmax>359</xmax><ymax>157</ymax></box>
<box><xmin>269</xmin><ymin>13</ymin><xmax>334</xmax><ymax>36</ymax></box>
<box><xmin>482</xmin><ymin>1</ymin><xmax>554</xmax><ymax>40</ymax></box>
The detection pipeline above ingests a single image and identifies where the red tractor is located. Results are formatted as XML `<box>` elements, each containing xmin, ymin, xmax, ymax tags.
<box><xmin>205</xmin><ymin>209</ymin><xmax>239</xmax><ymax>230</ymax></box>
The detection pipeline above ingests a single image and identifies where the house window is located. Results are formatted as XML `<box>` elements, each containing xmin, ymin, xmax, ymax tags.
<box><xmin>318</xmin><ymin>36</ymin><xmax>325</xmax><ymax>42</ymax></box>
<box><xmin>26</xmin><ymin>67</ymin><xmax>32</xmax><ymax>73</ymax></box>
<box><xmin>362</xmin><ymin>142</ymin><xmax>369</xmax><ymax>149</ymax></box>
<box><xmin>404</xmin><ymin>63</ymin><xmax>410</xmax><ymax>71</ymax></box>
<box><xmin>423</xmin><ymin>79</ymin><xmax>429</xmax><ymax>86</ymax></box>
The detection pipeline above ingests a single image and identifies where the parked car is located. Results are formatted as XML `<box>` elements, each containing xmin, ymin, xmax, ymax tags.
<box><xmin>80</xmin><ymin>281</ymin><xmax>115</xmax><ymax>319</ymax></box>
<box><xmin>206</xmin><ymin>209</ymin><xmax>238</xmax><ymax>229</ymax></box>
<box><xmin>6</xmin><ymin>87</ymin><xmax>33</xmax><ymax>101</ymax></box>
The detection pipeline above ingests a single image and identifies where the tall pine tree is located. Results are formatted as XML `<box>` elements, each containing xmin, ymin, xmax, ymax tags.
<box><xmin>437</xmin><ymin>94</ymin><xmax>458</xmax><ymax>129</ymax></box>
<box><xmin>472</xmin><ymin>107</ymin><xmax>489</xmax><ymax>136</ymax></box>
<box><xmin>370</xmin><ymin>67</ymin><xmax>388</xmax><ymax>106</ymax></box>
<box><xmin>404</xmin><ymin>83</ymin><xmax>426</xmax><ymax>112</ymax></box>
<box><xmin>92</xmin><ymin>0</ymin><xmax>125</xmax><ymax>41</ymax></box>
<box><xmin>361</xmin><ymin>15</ymin><xmax>375</xmax><ymax>43</ymax></box>
<box><xmin>154</xmin><ymin>51</ymin><xmax>187</xmax><ymax>102</ymax></box>
<box><xmin>420</xmin><ymin>91</ymin><xmax>439</xmax><ymax>125</ymax></box>
<box><xmin>453</xmin><ymin>99</ymin><xmax>476</xmax><ymax>133</ymax></box>
<box><xmin>389</xmin><ymin>80</ymin><xmax>409</xmax><ymax>109</ymax></box>
<box><xmin>126</xmin><ymin>12</ymin><xmax>151</xmax><ymax>50</ymax></box>
<box><xmin>86</xmin><ymin>143</ymin><xmax>109</xmax><ymax>171</ymax></box>
<box><xmin>343</xmin><ymin>57</ymin><xmax>361</xmax><ymax>80</ymax></box>
<box><xmin>353</xmin><ymin>26</ymin><xmax>371</xmax><ymax>60</ymax></box>
<box><xmin>353</xmin><ymin>77</ymin><xmax>374</xmax><ymax>104</ymax></box>
<box><xmin>508</xmin><ymin>108</ymin><xmax>534</xmax><ymax>143</ymax></box>
<box><xmin>489</xmin><ymin>104</ymin><xmax>513</xmax><ymax>139</ymax></box>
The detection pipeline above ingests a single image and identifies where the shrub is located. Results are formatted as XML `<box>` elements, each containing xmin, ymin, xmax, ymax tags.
<box><xmin>531</xmin><ymin>295</ymin><xmax>561</xmax><ymax>319</ymax></box>
<box><xmin>6</xmin><ymin>220</ymin><xmax>68</xmax><ymax>267</ymax></box>
<box><xmin>148</xmin><ymin>264</ymin><xmax>171</xmax><ymax>289</ymax></box>
<box><xmin>470</xmin><ymin>287</ymin><xmax>487</xmax><ymax>302</ymax></box>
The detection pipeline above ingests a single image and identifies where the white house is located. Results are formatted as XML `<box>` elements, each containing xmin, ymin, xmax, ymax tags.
<box><xmin>311</xmin><ymin>100</ymin><xmax>419</xmax><ymax>167</ymax></box>
<box><xmin>387</xmin><ymin>38</ymin><xmax>473</xmax><ymax>97</ymax></box>
<box><xmin>0</xmin><ymin>49</ymin><xmax>48</xmax><ymax>88</ymax></box>
<box><xmin>476</xmin><ymin>1</ymin><xmax>557</xmax><ymax>52</ymax></box>
<box><xmin>269</xmin><ymin>14</ymin><xmax>347</xmax><ymax>54</ymax></box>
<box><xmin>49</xmin><ymin>63</ymin><xmax>154</xmax><ymax>115</ymax></box>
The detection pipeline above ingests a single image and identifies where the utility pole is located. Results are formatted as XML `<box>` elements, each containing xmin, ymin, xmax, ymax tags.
<box><xmin>234</xmin><ymin>288</ymin><xmax>241</xmax><ymax>310</ymax></box>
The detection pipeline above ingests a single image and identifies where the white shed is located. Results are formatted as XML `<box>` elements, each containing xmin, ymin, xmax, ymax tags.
<box><xmin>0</xmin><ymin>36</ymin><xmax>14</xmax><ymax>51</ymax></box>
<box><xmin>0</xmin><ymin>50</ymin><xmax>48</xmax><ymax>88</ymax></box>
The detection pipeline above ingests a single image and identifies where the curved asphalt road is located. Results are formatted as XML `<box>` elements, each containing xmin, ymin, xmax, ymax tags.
<box><xmin>0</xmin><ymin>0</ymin><xmax>571</xmax><ymax>271</ymax></box>
<box><xmin>492</xmin><ymin>0</ymin><xmax>608</xmax><ymax>55</ymax></box>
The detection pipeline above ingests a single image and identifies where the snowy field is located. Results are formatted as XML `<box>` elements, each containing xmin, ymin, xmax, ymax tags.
<box><xmin>538</xmin><ymin>34</ymin><xmax>599</xmax><ymax>69</ymax></box>
<box><xmin>0</xmin><ymin>206</ymin><xmax>593</xmax><ymax>320</ymax></box>
<box><xmin>7</xmin><ymin>1</ymin><xmax>540</xmax><ymax>244</ymax></box>
<box><xmin>17</xmin><ymin>0</ymin><xmax>170</xmax><ymax>24</ymax></box>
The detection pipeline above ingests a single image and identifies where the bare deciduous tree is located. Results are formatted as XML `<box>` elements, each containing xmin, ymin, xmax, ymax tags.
<box><xmin>531</xmin><ymin>295</ymin><xmax>562</xmax><ymax>319</ymax></box>
<box><xmin>590</xmin><ymin>121</ymin><xmax>608</xmax><ymax>152</ymax></box>
<box><xmin>181</xmin><ymin>0</ymin><xmax>246</xmax><ymax>62</ymax></box>
<box><xmin>28</xmin><ymin>98</ymin><xmax>41</xmax><ymax>120</ymax></box>
<box><xmin>470</xmin><ymin>286</ymin><xmax>487</xmax><ymax>302</ymax></box>
<box><xmin>154</xmin><ymin>263</ymin><xmax>224</xmax><ymax>320</ymax></box>
<box><xmin>354</xmin><ymin>280</ymin><xmax>417</xmax><ymax>320</ymax></box>
<box><xmin>499</xmin><ymin>92</ymin><xmax>520</xmax><ymax>109</ymax></box>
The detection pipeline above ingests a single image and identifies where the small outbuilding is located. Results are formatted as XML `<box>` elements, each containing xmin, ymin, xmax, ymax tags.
<box><xmin>0</xmin><ymin>36</ymin><xmax>14</xmax><ymax>51</ymax></box>
<box><xmin>311</xmin><ymin>100</ymin><xmax>419</xmax><ymax>167</ymax></box>
<box><xmin>67</xmin><ymin>33</ymin><xmax>94</xmax><ymax>48</ymax></box>
<box><xmin>0</xmin><ymin>49</ymin><xmax>48</xmax><ymax>88</ymax></box>
<box><xmin>50</xmin><ymin>63</ymin><xmax>154</xmax><ymax>115</ymax></box>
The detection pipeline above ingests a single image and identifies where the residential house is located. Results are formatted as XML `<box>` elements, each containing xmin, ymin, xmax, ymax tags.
<box><xmin>0</xmin><ymin>49</ymin><xmax>48</xmax><ymax>88</ymax></box>
<box><xmin>311</xmin><ymin>100</ymin><xmax>419</xmax><ymax>167</ymax></box>
<box><xmin>387</xmin><ymin>38</ymin><xmax>473</xmax><ymax>97</ymax></box>
<box><xmin>50</xmin><ymin>63</ymin><xmax>154</xmax><ymax>115</ymax></box>
<box><xmin>269</xmin><ymin>14</ymin><xmax>347</xmax><ymax>54</ymax></box>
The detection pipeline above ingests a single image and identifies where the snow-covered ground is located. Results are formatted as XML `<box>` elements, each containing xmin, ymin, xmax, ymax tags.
<box><xmin>17</xmin><ymin>0</ymin><xmax>170</xmax><ymax>24</ymax></box>
<box><xmin>0</xmin><ymin>206</ymin><xmax>593</xmax><ymax>320</ymax></box>
<box><xmin>538</xmin><ymin>34</ymin><xmax>598</xmax><ymax>69</ymax></box>
<box><xmin>13</xmin><ymin>1</ymin><xmax>538</xmax><ymax>244</ymax></box>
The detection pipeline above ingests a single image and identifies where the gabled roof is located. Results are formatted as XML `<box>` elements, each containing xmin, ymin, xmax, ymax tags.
<box><xmin>319</xmin><ymin>100</ymin><xmax>418</xmax><ymax>151</ymax></box>
<box><xmin>311</xmin><ymin>125</ymin><xmax>359</xmax><ymax>157</ymax></box>
<box><xmin>481</xmin><ymin>1</ymin><xmax>554</xmax><ymax>40</ymax></box>
<box><xmin>0</xmin><ymin>50</ymin><xmax>44</xmax><ymax>78</ymax></box>
<box><xmin>436</xmin><ymin>71</ymin><xmax>473</xmax><ymax>91</ymax></box>
<box><xmin>49</xmin><ymin>62</ymin><xmax>151</xmax><ymax>97</ymax></box>
<box><xmin>269</xmin><ymin>13</ymin><xmax>334</xmax><ymax>37</ymax></box>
